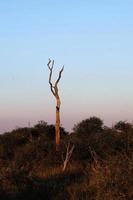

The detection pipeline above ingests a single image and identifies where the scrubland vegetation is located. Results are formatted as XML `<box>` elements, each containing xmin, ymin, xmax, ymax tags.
<box><xmin>0</xmin><ymin>117</ymin><xmax>133</xmax><ymax>200</ymax></box>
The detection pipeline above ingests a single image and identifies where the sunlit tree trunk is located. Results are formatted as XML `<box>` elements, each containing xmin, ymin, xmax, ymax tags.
<box><xmin>47</xmin><ymin>59</ymin><xmax>64</xmax><ymax>150</ymax></box>
<box><xmin>55</xmin><ymin>97</ymin><xmax>61</xmax><ymax>148</ymax></box>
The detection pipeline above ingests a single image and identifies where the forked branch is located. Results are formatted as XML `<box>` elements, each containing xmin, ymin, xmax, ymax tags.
<box><xmin>47</xmin><ymin>59</ymin><xmax>64</xmax><ymax>96</ymax></box>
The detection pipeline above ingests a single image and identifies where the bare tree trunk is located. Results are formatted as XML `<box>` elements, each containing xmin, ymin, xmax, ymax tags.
<box><xmin>47</xmin><ymin>59</ymin><xmax>64</xmax><ymax>150</ymax></box>
<box><xmin>55</xmin><ymin>97</ymin><xmax>61</xmax><ymax>150</ymax></box>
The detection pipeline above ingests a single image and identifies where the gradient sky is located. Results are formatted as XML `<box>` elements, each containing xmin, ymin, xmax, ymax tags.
<box><xmin>0</xmin><ymin>0</ymin><xmax>133</xmax><ymax>133</ymax></box>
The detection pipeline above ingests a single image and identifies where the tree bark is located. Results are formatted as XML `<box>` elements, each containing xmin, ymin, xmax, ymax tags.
<box><xmin>55</xmin><ymin>97</ymin><xmax>61</xmax><ymax>150</ymax></box>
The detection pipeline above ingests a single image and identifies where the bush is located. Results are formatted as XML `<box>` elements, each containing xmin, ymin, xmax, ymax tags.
<box><xmin>34</xmin><ymin>121</ymin><xmax>68</xmax><ymax>140</ymax></box>
<box><xmin>0</xmin><ymin>118</ymin><xmax>132</xmax><ymax>200</ymax></box>
<box><xmin>73</xmin><ymin>116</ymin><xmax>103</xmax><ymax>135</ymax></box>
<box><xmin>114</xmin><ymin>121</ymin><xmax>132</xmax><ymax>132</ymax></box>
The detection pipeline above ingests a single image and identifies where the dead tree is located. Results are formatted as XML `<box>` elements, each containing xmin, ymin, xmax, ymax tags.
<box><xmin>62</xmin><ymin>142</ymin><xmax>75</xmax><ymax>171</ymax></box>
<box><xmin>47</xmin><ymin>59</ymin><xmax>64</xmax><ymax>150</ymax></box>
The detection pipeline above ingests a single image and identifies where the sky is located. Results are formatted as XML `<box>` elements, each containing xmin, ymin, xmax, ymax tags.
<box><xmin>0</xmin><ymin>0</ymin><xmax>133</xmax><ymax>133</ymax></box>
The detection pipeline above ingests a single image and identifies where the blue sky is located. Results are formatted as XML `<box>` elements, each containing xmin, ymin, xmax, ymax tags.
<box><xmin>0</xmin><ymin>0</ymin><xmax>133</xmax><ymax>133</ymax></box>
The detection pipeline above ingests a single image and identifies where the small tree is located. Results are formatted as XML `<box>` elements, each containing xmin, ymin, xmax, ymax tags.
<box><xmin>114</xmin><ymin>121</ymin><xmax>133</xmax><ymax>154</ymax></box>
<box><xmin>114</xmin><ymin>121</ymin><xmax>132</xmax><ymax>132</ymax></box>
<box><xmin>73</xmin><ymin>116</ymin><xmax>103</xmax><ymax>135</ymax></box>
<box><xmin>47</xmin><ymin>59</ymin><xmax>64</xmax><ymax>150</ymax></box>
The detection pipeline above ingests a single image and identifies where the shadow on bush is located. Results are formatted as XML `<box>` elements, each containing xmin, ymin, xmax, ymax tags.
<box><xmin>0</xmin><ymin>169</ymin><xmax>84</xmax><ymax>200</ymax></box>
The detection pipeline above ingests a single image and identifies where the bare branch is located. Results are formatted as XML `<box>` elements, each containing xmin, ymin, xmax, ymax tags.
<box><xmin>47</xmin><ymin>59</ymin><xmax>56</xmax><ymax>96</ymax></box>
<box><xmin>47</xmin><ymin>59</ymin><xmax>54</xmax><ymax>69</ymax></box>
<box><xmin>89</xmin><ymin>146</ymin><xmax>98</xmax><ymax>162</ymax></box>
<box><xmin>55</xmin><ymin>65</ymin><xmax>64</xmax><ymax>89</ymax></box>
<box><xmin>47</xmin><ymin>58</ymin><xmax>51</xmax><ymax>69</ymax></box>
<box><xmin>62</xmin><ymin>142</ymin><xmax>75</xmax><ymax>171</ymax></box>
